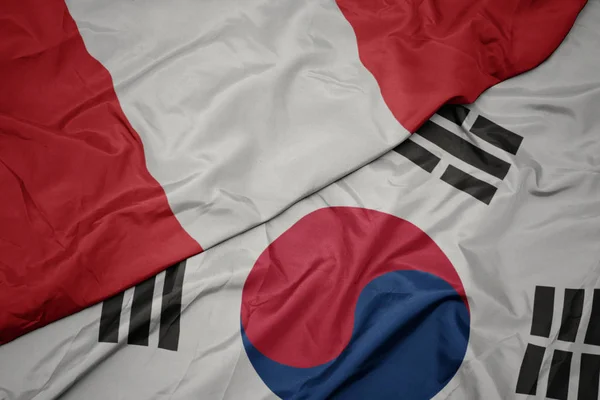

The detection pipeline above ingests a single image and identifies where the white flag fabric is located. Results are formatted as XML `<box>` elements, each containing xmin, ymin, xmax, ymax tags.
<box><xmin>0</xmin><ymin>0</ymin><xmax>587</xmax><ymax>343</ymax></box>
<box><xmin>1</xmin><ymin>2</ymin><xmax>599</xmax><ymax>397</ymax></box>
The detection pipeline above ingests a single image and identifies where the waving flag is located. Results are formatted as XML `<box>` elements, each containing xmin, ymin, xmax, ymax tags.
<box><xmin>0</xmin><ymin>0</ymin><xmax>587</xmax><ymax>345</ymax></box>
<box><xmin>1</xmin><ymin>2</ymin><xmax>599</xmax><ymax>397</ymax></box>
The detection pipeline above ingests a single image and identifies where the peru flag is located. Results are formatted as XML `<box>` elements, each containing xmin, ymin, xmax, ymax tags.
<box><xmin>0</xmin><ymin>0</ymin><xmax>586</xmax><ymax>344</ymax></box>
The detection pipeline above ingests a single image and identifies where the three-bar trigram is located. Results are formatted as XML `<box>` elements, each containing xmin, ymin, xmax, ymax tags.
<box><xmin>393</xmin><ymin>104</ymin><xmax>523</xmax><ymax>205</ymax></box>
<box><xmin>98</xmin><ymin>260</ymin><xmax>186</xmax><ymax>351</ymax></box>
<box><xmin>516</xmin><ymin>286</ymin><xmax>600</xmax><ymax>399</ymax></box>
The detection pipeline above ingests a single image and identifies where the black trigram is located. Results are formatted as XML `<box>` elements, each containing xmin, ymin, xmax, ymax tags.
<box><xmin>393</xmin><ymin>104</ymin><xmax>523</xmax><ymax>205</ymax></box>
<box><xmin>98</xmin><ymin>260</ymin><xmax>186</xmax><ymax>351</ymax></box>
<box><xmin>516</xmin><ymin>286</ymin><xmax>600</xmax><ymax>399</ymax></box>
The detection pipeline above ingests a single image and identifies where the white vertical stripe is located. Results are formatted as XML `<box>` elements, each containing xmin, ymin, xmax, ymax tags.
<box><xmin>148</xmin><ymin>270</ymin><xmax>166</xmax><ymax>348</ymax></box>
<box><xmin>118</xmin><ymin>287</ymin><xmax>136</xmax><ymax>345</ymax></box>
<box><xmin>66</xmin><ymin>0</ymin><xmax>408</xmax><ymax>248</ymax></box>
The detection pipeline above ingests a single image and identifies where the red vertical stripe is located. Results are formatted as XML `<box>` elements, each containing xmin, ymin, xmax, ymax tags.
<box><xmin>336</xmin><ymin>0</ymin><xmax>587</xmax><ymax>132</ymax></box>
<box><xmin>0</xmin><ymin>0</ymin><xmax>201</xmax><ymax>344</ymax></box>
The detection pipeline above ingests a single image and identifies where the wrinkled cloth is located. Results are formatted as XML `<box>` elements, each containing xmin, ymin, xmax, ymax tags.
<box><xmin>0</xmin><ymin>2</ymin><xmax>599</xmax><ymax>397</ymax></box>
<box><xmin>0</xmin><ymin>0</ymin><xmax>588</xmax><ymax>346</ymax></box>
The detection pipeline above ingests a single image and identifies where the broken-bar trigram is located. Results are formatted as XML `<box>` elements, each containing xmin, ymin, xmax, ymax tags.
<box><xmin>393</xmin><ymin>140</ymin><xmax>440</xmax><ymax>173</ymax></box>
<box><xmin>585</xmin><ymin>289</ymin><xmax>600</xmax><ymax>346</ymax></box>
<box><xmin>393</xmin><ymin>105</ymin><xmax>522</xmax><ymax>205</ymax></box>
<box><xmin>516</xmin><ymin>286</ymin><xmax>600</xmax><ymax>399</ymax></box>
<box><xmin>440</xmin><ymin>165</ymin><xmax>497</xmax><ymax>205</ymax></box>
<box><xmin>128</xmin><ymin>275</ymin><xmax>156</xmax><ymax>346</ymax></box>
<box><xmin>515</xmin><ymin>343</ymin><xmax>545</xmax><ymax>396</ymax></box>
<box><xmin>417</xmin><ymin>120</ymin><xmax>511</xmax><ymax>180</ymax></box>
<box><xmin>158</xmin><ymin>260</ymin><xmax>186</xmax><ymax>351</ymax></box>
<box><xmin>98</xmin><ymin>260</ymin><xmax>186</xmax><ymax>351</ymax></box>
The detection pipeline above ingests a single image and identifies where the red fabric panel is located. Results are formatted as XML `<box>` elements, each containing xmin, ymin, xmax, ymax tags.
<box><xmin>336</xmin><ymin>0</ymin><xmax>587</xmax><ymax>132</ymax></box>
<box><xmin>0</xmin><ymin>0</ymin><xmax>201</xmax><ymax>344</ymax></box>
